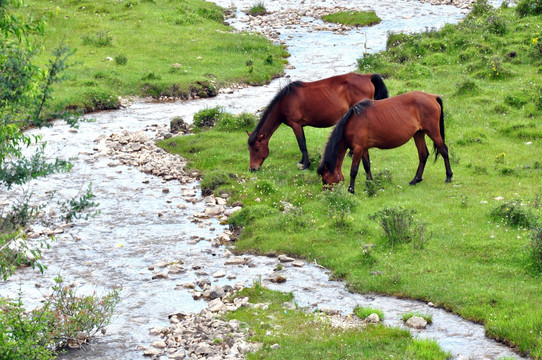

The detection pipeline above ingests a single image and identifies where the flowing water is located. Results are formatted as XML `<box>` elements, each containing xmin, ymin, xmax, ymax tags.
<box><xmin>0</xmin><ymin>0</ymin><xmax>527</xmax><ymax>359</ymax></box>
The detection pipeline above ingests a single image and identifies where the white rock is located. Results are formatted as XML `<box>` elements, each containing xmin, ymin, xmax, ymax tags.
<box><xmin>366</xmin><ymin>313</ymin><xmax>380</xmax><ymax>324</ymax></box>
<box><xmin>278</xmin><ymin>254</ymin><xmax>295</xmax><ymax>263</ymax></box>
<box><xmin>208</xmin><ymin>298</ymin><xmax>226</xmax><ymax>312</ymax></box>
<box><xmin>405</xmin><ymin>316</ymin><xmax>428</xmax><ymax>329</ymax></box>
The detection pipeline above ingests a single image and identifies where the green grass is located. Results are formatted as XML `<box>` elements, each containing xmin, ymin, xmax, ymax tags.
<box><xmin>353</xmin><ymin>306</ymin><xmax>385</xmax><ymax>321</ymax></box>
<box><xmin>322</xmin><ymin>10</ymin><xmax>381</xmax><ymax>27</ymax></box>
<box><xmin>20</xmin><ymin>0</ymin><xmax>287</xmax><ymax>112</ymax></box>
<box><xmin>248</xmin><ymin>2</ymin><xmax>267</xmax><ymax>16</ymax></box>
<box><xmin>160</xmin><ymin>4</ymin><xmax>542</xmax><ymax>357</ymax></box>
<box><xmin>225</xmin><ymin>282</ymin><xmax>449</xmax><ymax>359</ymax></box>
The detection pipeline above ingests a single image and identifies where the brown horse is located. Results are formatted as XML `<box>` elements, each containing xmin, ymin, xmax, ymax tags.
<box><xmin>317</xmin><ymin>91</ymin><xmax>453</xmax><ymax>194</ymax></box>
<box><xmin>247</xmin><ymin>72</ymin><xmax>389</xmax><ymax>171</ymax></box>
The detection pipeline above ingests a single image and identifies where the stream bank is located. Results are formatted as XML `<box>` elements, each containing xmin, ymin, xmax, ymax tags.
<box><xmin>0</xmin><ymin>0</ymin><xmax>526</xmax><ymax>359</ymax></box>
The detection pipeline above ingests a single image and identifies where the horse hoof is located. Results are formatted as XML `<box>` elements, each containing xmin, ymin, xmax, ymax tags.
<box><xmin>409</xmin><ymin>178</ymin><xmax>422</xmax><ymax>185</ymax></box>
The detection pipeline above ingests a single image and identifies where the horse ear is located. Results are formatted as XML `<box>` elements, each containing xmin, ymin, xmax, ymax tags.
<box><xmin>246</xmin><ymin>131</ymin><xmax>251</xmax><ymax>136</ymax></box>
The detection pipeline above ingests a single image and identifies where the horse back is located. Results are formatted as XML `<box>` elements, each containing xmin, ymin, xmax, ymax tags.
<box><xmin>278</xmin><ymin>73</ymin><xmax>377</xmax><ymax>128</ymax></box>
<box><xmin>346</xmin><ymin>91</ymin><xmax>441</xmax><ymax>150</ymax></box>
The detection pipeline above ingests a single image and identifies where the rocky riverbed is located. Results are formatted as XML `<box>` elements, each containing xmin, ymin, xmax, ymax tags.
<box><xmin>0</xmin><ymin>0</ymin><xmax>526</xmax><ymax>359</ymax></box>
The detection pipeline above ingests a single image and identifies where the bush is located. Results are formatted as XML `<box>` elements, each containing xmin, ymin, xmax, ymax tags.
<box><xmin>369</xmin><ymin>208</ymin><xmax>430</xmax><ymax>248</ymax></box>
<box><xmin>193</xmin><ymin>106</ymin><xmax>221</xmax><ymax>129</ymax></box>
<box><xmin>216</xmin><ymin>112</ymin><xmax>257</xmax><ymax>132</ymax></box>
<box><xmin>83</xmin><ymin>88</ymin><xmax>120</xmax><ymax>112</ymax></box>
<box><xmin>114</xmin><ymin>54</ymin><xmax>128</xmax><ymax>65</ymax></box>
<box><xmin>364</xmin><ymin>170</ymin><xmax>392</xmax><ymax>196</ymax></box>
<box><xmin>490</xmin><ymin>200</ymin><xmax>537</xmax><ymax>229</ymax></box>
<box><xmin>0</xmin><ymin>277</ymin><xmax>119</xmax><ymax>359</ymax></box>
<box><xmin>324</xmin><ymin>185</ymin><xmax>357</xmax><ymax>228</ymax></box>
<box><xmin>516</xmin><ymin>0</ymin><xmax>542</xmax><ymax>16</ymax></box>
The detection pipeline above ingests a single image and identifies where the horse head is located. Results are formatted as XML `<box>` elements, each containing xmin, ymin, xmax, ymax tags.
<box><xmin>247</xmin><ymin>132</ymin><xmax>270</xmax><ymax>171</ymax></box>
<box><xmin>317</xmin><ymin>162</ymin><xmax>344</xmax><ymax>189</ymax></box>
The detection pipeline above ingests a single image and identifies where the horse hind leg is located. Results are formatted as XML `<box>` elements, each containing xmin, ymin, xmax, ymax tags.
<box><xmin>410</xmin><ymin>131</ymin><xmax>429</xmax><ymax>185</ymax></box>
<box><xmin>439</xmin><ymin>143</ymin><xmax>453</xmax><ymax>182</ymax></box>
<box><xmin>429</xmin><ymin>134</ymin><xmax>453</xmax><ymax>183</ymax></box>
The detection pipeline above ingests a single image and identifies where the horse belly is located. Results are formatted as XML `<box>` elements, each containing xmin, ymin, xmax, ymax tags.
<box><xmin>370</xmin><ymin>122</ymin><xmax>419</xmax><ymax>150</ymax></box>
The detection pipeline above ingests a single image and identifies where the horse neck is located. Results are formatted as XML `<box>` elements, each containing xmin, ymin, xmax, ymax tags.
<box><xmin>256</xmin><ymin>106</ymin><xmax>282</xmax><ymax>140</ymax></box>
<box><xmin>334</xmin><ymin>139</ymin><xmax>349</xmax><ymax>172</ymax></box>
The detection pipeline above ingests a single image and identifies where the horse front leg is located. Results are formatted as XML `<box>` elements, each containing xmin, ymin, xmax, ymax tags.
<box><xmin>292</xmin><ymin>125</ymin><xmax>310</xmax><ymax>170</ymax></box>
<box><xmin>349</xmin><ymin>149</ymin><xmax>369</xmax><ymax>194</ymax></box>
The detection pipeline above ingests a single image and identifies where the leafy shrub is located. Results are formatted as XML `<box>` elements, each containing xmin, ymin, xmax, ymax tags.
<box><xmin>83</xmin><ymin>88</ymin><xmax>120</xmax><ymax>112</ymax></box>
<box><xmin>364</xmin><ymin>170</ymin><xmax>393</xmax><ymax>196</ymax></box>
<box><xmin>193</xmin><ymin>106</ymin><xmax>221</xmax><ymax>129</ymax></box>
<box><xmin>353</xmin><ymin>306</ymin><xmax>384</xmax><ymax>320</ymax></box>
<box><xmin>114</xmin><ymin>54</ymin><xmax>128</xmax><ymax>65</ymax></box>
<box><xmin>516</xmin><ymin>0</ymin><xmax>542</xmax><ymax>16</ymax></box>
<box><xmin>486</xmin><ymin>15</ymin><xmax>508</xmax><ymax>35</ymax></box>
<box><xmin>0</xmin><ymin>277</ymin><xmax>119</xmax><ymax>359</ymax></box>
<box><xmin>469</xmin><ymin>0</ymin><xmax>492</xmax><ymax>18</ymax></box>
<box><xmin>357</xmin><ymin>53</ymin><xmax>386</xmax><ymax>71</ymax></box>
<box><xmin>324</xmin><ymin>185</ymin><xmax>357</xmax><ymax>228</ymax></box>
<box><xmin>216</xmin><ymin>112</ymin><xmax>257</xmax><ymax>132</ymax></box>
<box><xmin>369</xmin><ymin>208</ymin><xmax>430</xmax><ymax>248</ymax></box>
<box><xmin>491</xmin><ymin>200</ymin><xmax>537</xmax><ymax>229</ymax></box>
<box><xmin>228</xmin><ymin>205</ymin><xmax>279</xmax><ymax>228</ymax></box>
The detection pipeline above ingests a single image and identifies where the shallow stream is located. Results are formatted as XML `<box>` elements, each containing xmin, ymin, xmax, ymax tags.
<box><xmin>0</xmin><ymin>0</ymin><xmax>527</xmax><ymax>359</ymax></box>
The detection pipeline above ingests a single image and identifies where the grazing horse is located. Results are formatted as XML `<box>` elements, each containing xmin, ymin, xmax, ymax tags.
<box><xmin>247</xmin><ymin>72</ymin><xmax>389</xmax><ymax>171</ymax></box>
<box><xmin>317</xmin><ymin>91</ymin><xmax>453</xmax><ymax>194</ymax></box>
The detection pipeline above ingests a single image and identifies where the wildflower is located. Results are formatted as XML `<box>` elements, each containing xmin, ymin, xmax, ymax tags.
<box><xmin>533</xmin><ymin>38</ymin><xmax>539</xmax><ymax>44</ymax></box>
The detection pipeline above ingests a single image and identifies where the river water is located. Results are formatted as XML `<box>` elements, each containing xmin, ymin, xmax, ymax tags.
<box><xmin>0</xmin><ymin>0</ymin><xmax>527</xmax><ymax>359</ymax></box>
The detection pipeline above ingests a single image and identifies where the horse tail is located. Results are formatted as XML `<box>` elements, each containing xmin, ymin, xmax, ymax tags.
<box><xmin>371</xmin><ymin>74</ymin><xmax>389</xmax><ymax>100</ymax></box>
<box><xmin>434</xmin><ymin>96</ymin><xmax>445</xmax><ymax>161</ymax></box>
<box><xmin>318</xmin><ymin>102</ymin><xmax>369</xmax><ymax>175</ymax></box>
<box><xmin>249</xmin><ymin>81</ymin><xmax>303</xmax><ymax>145</ymax></box>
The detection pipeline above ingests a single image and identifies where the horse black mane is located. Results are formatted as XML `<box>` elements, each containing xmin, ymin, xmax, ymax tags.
<box><xmin>248</xmin><ymin>81</ymin><xmax>303</xmax><ymax>145</ymax></box>
<box><xmin>317</xmin><ymin>100</ymin><xmax>373</xmax><ymax>175</ymax></box>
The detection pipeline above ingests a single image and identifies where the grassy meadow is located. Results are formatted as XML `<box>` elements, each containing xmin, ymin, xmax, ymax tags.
<box><xmin>160</xmin><ymin>3</ymin><xmax>542</xmax><ymax>358</ymax></box>
<box><xmin>20</xmin><ymin>0</ymin><xmax>287</xmax><ymax>112</ymax></box>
